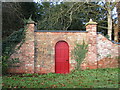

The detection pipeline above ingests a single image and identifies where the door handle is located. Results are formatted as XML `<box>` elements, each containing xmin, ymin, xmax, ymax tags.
<box><xmin>66</xmin><ymin>60</ymin><xmax>69</xmax><ymax>61</ymax></box>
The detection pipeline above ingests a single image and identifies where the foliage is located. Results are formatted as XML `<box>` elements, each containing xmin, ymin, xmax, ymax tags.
<box><xmin>36</xmin><ymin>2</ymin><xmax>108</xmax><ymax>32</ymax></box>
<box><xmin>105</xmin><ymin>34</ymin><xmax>110</xmax><ymax>39</ymax></box>
<box><xmin>2</xmin><ymin>2</ymin><xmax>37</xmax><ymax>40</ymax></box>
<box><xmin>1</xmin><ymin>56</ymin><xmax>9</xmax><ymax>75</ymax></box>
<box><xmin>2</xmin><ymin>25</ymin><xmax>26</xmax><ymax>75</ymax></box>
<box><xmin>72</xmin><ymin>41</ymin><xmax>88</xmax><ymax>70</ymax></box>
<box><xmin>36</xmin><ymin>2</ymin><xmax>118</xmax><ymax>40</ymax></box>
<box><xmin>2</xmin><ymin>68</ymin><xmax>119</xmax><ymax>88</ymax></box>
<box><xmin>2</xmin><ymin>28</ymin><xmax>25</xmax><ymax>55</ymax></box>
<box><xmin>2</xmin><ymin>2</ymin><xmax>118</xmax><ymax>40</ymax></box>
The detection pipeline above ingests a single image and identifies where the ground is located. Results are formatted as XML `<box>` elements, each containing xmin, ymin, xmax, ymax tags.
<box><xmin>2</xmin><ymin>68</ymin><xmax>119</xmax><ymax>88</ymax></box>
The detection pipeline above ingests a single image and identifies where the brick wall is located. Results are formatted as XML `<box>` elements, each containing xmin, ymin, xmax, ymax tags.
<box><xmin>81</xmin><ymin>33</ymin><xmax>120</xmax><ymax>70</ymax></box>
<box><xmin>8</xmin><ymin>21</ymin><xmax>35</xmax><ymax>73</ymax></box>
<box><xmin>97</xmin><ymin>34</ymin><xmax>119</xmax><ymax>60</ymax></box>
<box><xmin>96</xmin><ymin>34</ymin><xmax>119</xmax><ymax>68</ymax></box>
<box><xmin>7</xmin><ymin>19</ymin><xmax>120</xmax><ymax>74</ymax></box>
<box><xmin>34</xmin><ymin>31</ymin><xmax>88</xmax><ymax>73</ymax></box>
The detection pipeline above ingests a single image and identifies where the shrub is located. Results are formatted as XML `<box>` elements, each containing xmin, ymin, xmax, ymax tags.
<box><xmin>72</xmin><ymin>40</ymin><xmax>88</xmax><ymax>70</ymax></box>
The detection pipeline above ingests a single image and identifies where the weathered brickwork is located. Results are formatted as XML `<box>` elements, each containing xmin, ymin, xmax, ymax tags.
<box><xmin>84</xmin><ymin>20</ymin><xmax>98</xmax><ymax>69</ymax></box>
<box><xmin>34</xmin><ymin>31</ymin><xmax>88</xmax><ymax>73</ymax></box>
<box><xmin>97</xmin><ymin>34</ymin><xmax>119</xmax><ymax>60</ymax></box>
<box><xmin>8</xmin><ymin>22</ymin><xmax>35</xmax><ymax>73</ymax></box>
<box><xmin>96</xmin><ymin>34</ymin><xmax>119</xmax><ymax>68</ymax></box>
<box><xmin>7</xmin><ymin>19</ymin><xmax>120</xmax><ymax>74</ymax></box>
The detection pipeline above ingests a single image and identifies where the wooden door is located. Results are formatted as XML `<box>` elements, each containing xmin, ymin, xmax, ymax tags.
<box><xmin>55</xmin><ymin>41</ymin><xmax>69</xmax><ymax>74</ymax></box>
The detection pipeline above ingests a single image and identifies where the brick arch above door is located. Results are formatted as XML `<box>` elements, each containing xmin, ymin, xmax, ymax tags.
<box><xmin>51</xmin><ymin>36</ymin><xmax>74</xmax><ymax>68</ymax></box>
<box><xmin>52</xmin><ymin>36</ymin><xmax>73</xmax><ymax>50</ymax></box>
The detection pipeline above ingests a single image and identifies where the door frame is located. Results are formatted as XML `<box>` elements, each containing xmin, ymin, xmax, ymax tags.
<box><xmin>55</xmin><ymin>40</ymin><xmax>69</xmax><ymax>73</ymax></box>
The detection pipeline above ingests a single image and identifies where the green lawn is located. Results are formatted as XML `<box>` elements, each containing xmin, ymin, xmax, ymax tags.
<box><xmin>2</xmin><ymin>68</ymin><xmax>119</xmax><ymax>88</ymax></box>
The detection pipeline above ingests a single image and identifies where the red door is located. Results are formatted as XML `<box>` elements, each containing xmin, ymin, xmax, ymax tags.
<box><xmin>55</xmin><ymin>41</ymin><xmax>69</xmax><ymax>74</ymax></box>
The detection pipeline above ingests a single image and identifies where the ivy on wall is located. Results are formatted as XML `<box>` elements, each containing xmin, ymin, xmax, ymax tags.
<box><xmin>2</xmin><ymin>21</ymin><xmax>28</xmax><ymax>74</ymax></box>
<box><xmin>2</xmin><ymin>17</ymin><xmax>34</xmax><ymax>74</ymax></box>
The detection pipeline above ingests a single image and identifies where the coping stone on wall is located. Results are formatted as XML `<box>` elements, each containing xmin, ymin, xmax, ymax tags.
<box><xmin>34</xmin><ymin>30</ymin><xmax>88</xmax><ymax>33</ymax></box>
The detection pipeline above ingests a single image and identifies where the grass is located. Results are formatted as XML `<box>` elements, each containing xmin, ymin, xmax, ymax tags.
<box><xmin>2</xmin><ymin>68</ymin><xmax>119</xmax><ymax>88</ymax></box>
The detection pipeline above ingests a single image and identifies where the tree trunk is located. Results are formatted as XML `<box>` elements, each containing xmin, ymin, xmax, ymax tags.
<box><xmin>117</xmin><ymin>2</ymin><xmax>120</xmax><ymax>42</ymax></box>
<box><xmin>107</xmin><ymin>7</ymin><xmax>112</xmax><ymax>40</ymax></box>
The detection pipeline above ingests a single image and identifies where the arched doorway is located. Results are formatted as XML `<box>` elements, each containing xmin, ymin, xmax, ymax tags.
<box><xmin>55</xmin><ymin>41</ymin><xmax>69</xmax><ymax>74</ymax></box>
